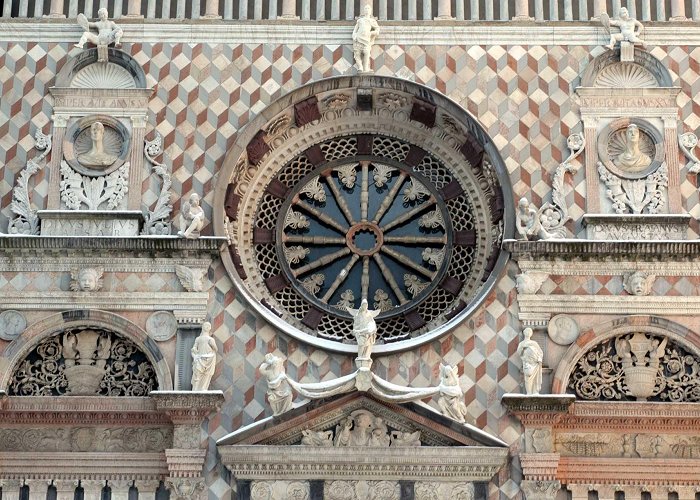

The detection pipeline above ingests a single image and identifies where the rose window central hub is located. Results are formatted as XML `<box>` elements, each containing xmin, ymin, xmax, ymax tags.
<box><xmin>347</xmin><ymin>222</ymin><xmax>383</xmax><ymax>256</ymax></box>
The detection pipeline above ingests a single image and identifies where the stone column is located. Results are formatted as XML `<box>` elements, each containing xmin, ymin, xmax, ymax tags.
<box><xmin>134</xmin><ymin>480</ymin><xmax>160</xmax><ymax>500</ymax></box>
<box><xmin>664</xmin><ymin>116</ymin><xmax>682</xmax><ymax>213</ymax></box>
<box><xmin>81</xmin><ymin>480</ymin><xmax>106</xmax><ymax>500</ymax></box>
<box><xmin>48</xmin><ymin>0</ymin><xmax>65</xmax><ymax>17</ymax></box>
<box><xmin>435</xmin><ymin>0</ymin><xmax>452</xmax><ymax>19</ymax></box>
<box><xmin>47</xmin><ymin>116</ymin><xmax>68</xmax><ymax>209</ymax></box>
<box><xmin>125</xmin><ymin>0</ymin><xmax>143</xmax><ymax>17</ymax></box>
<box><xmin>127</xmin><ymin>115</ymin><xmax>147</xmax><ymax>211</ymax></box>
<box><xmin>670</xmin><ymin>0</ymin><xmax>687</xmax><ymax>20</ymax></box>
<box><xmin>592</xmin><ymin>0</ymin><xmax>606</xmax><ymax>18</ymax></box>
<box><xmin>513</xmin><ymin>0</ymin><xmax>532</xmax><ymax>20</ymax></box>
<box><xmin>203</xmin><ymin>0</ymin><xmax>221</xmax><ymax>18</ymax></box>
<box><xmin>583</xmin><ymin>120</ymin><xmax>599</xmax><ymax>213</ymax></box>
<box><xmin>107</xmin><ymin>479</ymin><xmax>133</xmax><ymax>500</ymax></box>
<box><xmin>280</xmin><ymin>0</ymin><xmax>299</xmax><ymax>18</ymax></box>
<box><xmin>26</xmin><ymin>479</ymin><xmax>51</xmax><ymax>500</ymax></box>
<box><xmin>0</xmin><ymin>479</ymin><xmax>23</xmax><ymax>499</ymax></box>
<box><xmin>54</xmin><ymin>480</ymin><xmax>79</xmax><ymax>500</ymax></box>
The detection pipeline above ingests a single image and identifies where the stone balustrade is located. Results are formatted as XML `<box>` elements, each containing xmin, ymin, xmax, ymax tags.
<box><xmin>3</xmin><ymin>0</ymin><xmax>699</xmax><ymax>21</ymax></box>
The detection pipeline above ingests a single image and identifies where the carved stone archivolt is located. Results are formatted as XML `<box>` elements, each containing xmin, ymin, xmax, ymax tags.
<box><xmin>9</xmin><ymin>327</ymin><xmax>158</xmax><ymax>397</ymax></box>
<box><xmin>567</xmin><ymin>333</ymin><xmax>700</xmax><ymax>402</ymax></box>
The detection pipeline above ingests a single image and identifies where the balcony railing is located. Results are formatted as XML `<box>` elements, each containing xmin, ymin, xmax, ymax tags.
<box><xmin>1</xmin><ymin>0</ymin><xmax>699</xmax><ymax>22</ymax></box>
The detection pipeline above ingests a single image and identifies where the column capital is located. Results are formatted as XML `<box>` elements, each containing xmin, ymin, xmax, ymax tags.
<box><xmin>165</xmin><ymin>477</ymin><xmax>206</xmax><ymax>500</ymax></box>
<box><xmin>521</xmin><ymin>480</ymin><xmax>561</xmax><ymax>500</ymax></box>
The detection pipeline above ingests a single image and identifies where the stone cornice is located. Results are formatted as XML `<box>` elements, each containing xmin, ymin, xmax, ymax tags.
<box><xmin>150</xmin><ymin>390</ymin><xmax>224</xmax><ymax>424</ymax></box>
<box><xmin>557</xmin><ymin>401</ymin><xmax>700</xmax><ymax>432</ymax></box>
<box><xmin>517</xmin><ymin>259</ymin><xmax>700</xmax><ymax>276</ymax></box>
<box><xmin>0</xmin><ymin>236</ymin><xmax>226</xmax><ymax>257</ymax></box>
<box><xmin>504</xmin><ymin>239</ymin><xmax>700</xmax><ymax>261</ymax></box>
<box><xmin>0</xmin><ymin>452</ymin><xmax>168</xmax><ymax>480</ymax></box>
<box><xmin>219</xmin><ymin>445</ymin><xmax>509</xmax><ymax>481</ymax></box>
<box><xmin>517</xmin><ymin>294</ymin><xmax>700</xmax><ymax>317</ymax></box>
<box><xmin>0</xmin><ymin>21</ymin><xmax>700</xmax><ymax>46</ymax></box>
<box><xmin>502</xmin><ymin>394</ymin><xmax>575</xmax><ymax>427</ymax></box>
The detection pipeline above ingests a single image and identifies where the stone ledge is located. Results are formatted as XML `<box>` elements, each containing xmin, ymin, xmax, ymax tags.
<box><xmin>0</xmin><ymin>235</ymin><xmax>226</xmax><ymax>255</ymax></box>
<box><xmin>219</xmin><ymin>445</ymin><xmax>509</xmax><ymax>481</ymax></box>
<box><xmin>558</xmin><ymin>457</ymin><xmax>700</xmax><ymax>485</ymax></box>
<box><xmin>504</xmin><ymin>239</ymin><xmax>700</xmax><ymax>260</ymax></box>
<box><xmin>151</xmin><ymin>390</ymin><xmax>224</xmax><ymax>424</ymax></box>
<box><xmin>502</xmin><ymin>394</ymin><xmax>576</xmax><ymax>414</ymax></box>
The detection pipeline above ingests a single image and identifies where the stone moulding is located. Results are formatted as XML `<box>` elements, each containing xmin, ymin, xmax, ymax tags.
<box><xmin>219</xmin><ymin>445</ymin><xmax>508</xmax><ymax>482</ymax></box>
<box><xmin>582</xmin><ymin>213</ymin><xmax>690</xmax><ymax>240</ymax></box>
<box><xmin>557</xmin><ymin>457</ymin><xmax>700</xmax><ymax>485</ymax></box>
<box><xmin>516</xmin><ymin>294</ymin><xmax>700</xmax><ymax>317</ymax></box>
<box><xmin>503</xmin><ymin>239</ymin><xmax>700</xmax><ymax>259</ymax></box>
<box><xmin>0</xmin><ymin>451</ymin><xmax>168</xmax><ymax>480</ymax></box>
<box><xmin>0</xmin><ymin>235</ymin><xmax>226</xmax><ymax>253</ymax></box>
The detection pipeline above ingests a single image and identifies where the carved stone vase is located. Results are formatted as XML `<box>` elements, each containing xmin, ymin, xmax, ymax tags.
<box><xmin>64</xmin><ymin>364</ymin><xmax>106</xmax><ymax>395</ymax></box>
<box><xmin>623</xmin><ymin>365</ymin><xmax>657</xmax><ymax>400</ymax></box>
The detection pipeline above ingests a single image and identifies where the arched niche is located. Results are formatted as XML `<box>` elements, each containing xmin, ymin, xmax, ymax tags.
<box><xmin>580</xmin><ymin>48</ymin><xmax>673</xmax><ymax>88</ymax></box>
<box><xmin>0</xmin><ymin>309</ymin><xmax>173</xmax><ymax>392</ymax></box>
<box><xmin>552</xmin><ymin>315</ymin><xmax>700</xmax><ymax>402</ymax></box>
<box><xmin>55</xmin><ymin>48</ymin><xmax>147</xmax><ymax>89</ymax></box>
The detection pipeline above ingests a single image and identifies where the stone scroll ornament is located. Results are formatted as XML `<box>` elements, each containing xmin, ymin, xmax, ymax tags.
<box><xmin>142</xmin><ymin>133</ymin><xmax>173</xmax><ymax>235</ymax></box>
<box><xmin>568</xmin><ymin>333</ymin><xmax>700</xmax><ymax>402</ymax></box>
<box><xmin>8</xmin><ymin>130</ymin><xmax>52</xmax><ymax>235</ymax></box>
<box><xmin>679</xmin><ymin>132</ymin><xmax>700</xmax><ymax>174</ymax></box>
<box><xmin>260</xmin><ymin>301</ymin><xmax>470</xmax><ymax>423</ymax></box>
<box><xmin>515</xmin><ymin>133</ymin><xmax>583</xmax><ymax>240</ymax></box>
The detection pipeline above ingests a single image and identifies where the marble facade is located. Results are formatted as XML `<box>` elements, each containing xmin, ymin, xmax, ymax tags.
<box><xmin>1</xmin><ymin>3</ymin><xmax>700</xmax><ymax>500</ymax></box>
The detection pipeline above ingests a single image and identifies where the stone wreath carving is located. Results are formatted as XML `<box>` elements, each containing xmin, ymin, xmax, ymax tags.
<box><xmin>142</xmin><ymin>132</ymin><xmax>173</xmax><ymax>235</ymax></box>
<box><xmin>9</xmin><ymin>327</ymin><xmax>157</xmax><ymax>396</ymax></box>
<box><xmin>301</xmin><ymin>409</ymin><xmax>421</xmax><ymax>448</ymax></box>
<box><xmin>8</xmin><ymin>129</ymin><xmax>52</xmax><ymax>235</ymax></box>
<box><xmin>60</xmin><ymin>160</ymin><xmax>129</xmax><ymax>210</ymax></box>
<box><xmin>568</xmin><ymin>333</ymin><xmax>700</xmax><ymax>402</ymax></box>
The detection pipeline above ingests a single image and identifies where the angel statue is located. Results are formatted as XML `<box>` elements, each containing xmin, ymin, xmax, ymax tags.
<box><xmin>75</xmin><ymin>8</ymin><xmax>123</xmax><ymax>62</ymax></box>
<box><xmin>347</xmin><ymin>298</ymin><xmax>380</xmax><ymax>360</ymax></box>
<box><xmin>601</xmin><ymin>7</ymin><xmax>646</xmax><ymax>51</ymax></box>
<box><xmin>178</xmin><ymin>193</ymin><xmax>205</xmax><ymax>239</ymax></box>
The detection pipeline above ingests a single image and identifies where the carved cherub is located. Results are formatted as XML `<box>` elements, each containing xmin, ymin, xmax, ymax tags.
<box><xmin>300</xmin><ymin>430</ymin><xmax>333</xmax><ymax>446</ymax></box>
<box><xmin>623</xmin><ymin>271</ymin><xmax>656</xmax><ymax>296</ymax></box>
<box><xmin>75</xmin><ymin>8</ymin><xmax>123</xmax><ymax>62</ymax></box>
<box><xmin>515</xmin><ymin>197</ymin><xmax>561</xmax><ymax>241</ymax></box>
<box><xmin>70</xmin><ymin>267</ymin><xmax>104</xmax><ymax>292</ymax></box>
<box><xmin>175</xmin><ymin>265</ymin><xmax>206</xmax><ymax>292</ymax></box>
<box><xmin>178</xmin><ymin>193</ymin><xmax>205</xmax><ymax>239</ymax></box>
<box><xmin>601</xmin><ymin>7</ymin><xmax>646</xmax><ymax>51</ymax></box>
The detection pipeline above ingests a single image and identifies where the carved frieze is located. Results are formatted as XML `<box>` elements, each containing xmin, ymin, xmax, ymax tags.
<box><xmin>0</xmin><ymin>426</ymin><xmax>171</xmax><ymax>452</ymax></box>
<box><xmin>325</xmin><ymin>480</ymin><xmax>399</xmax><ymax>500</ymax></box>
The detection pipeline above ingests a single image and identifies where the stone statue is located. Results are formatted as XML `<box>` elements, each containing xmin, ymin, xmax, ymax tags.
<box><xmin>178</xmin><ymin>193</ymin><xmax>205</xmax><ymax>239</ymax></box>
<box><xmin>259</xmin><ymin>353</ymin><xmax>293</xmax><ymax>416</ymax></box>
<box><xmin>602</xmin><ymin>8</ymin><xmax>646</xmax><ymax>50</ymax></box>
<box><xmin>70</xmin><ymin>267</ymin><xmax>104</xmax><ymax>292</ymax></box>
<box><xmin>623</xmin><ymin>271</ymin><xmax>656</xmax><ymax>296</ymax></box>
<box><xmin>613</xmin><ymin>124</ymin><xmax>652</xmax><ymax>173</ymax></box>
<box><xmin>347</xmin><ymin>299</ymin><xmax>380</xmax><ymax>360</ymax></box>
<box><xmin>437</xmin><ymin>364</ymin><xmax>468</xmax><ymax>423</ymax></box>
<box><xmin>352</xmin><ymin>4</ymin><xmax>379</xmax><ymax>72</ymax></box>
<box><xmin>301</xmin><ymin>430</ymin><xmax>333</xmax><ymax>446</ymax></box>
<box><xmin>78</xmin><ymin>122</ymin><xmax>118</xmax><ymax>168</ymax></box>
<box><xmin>390</xmin><ymin>430</ymin><xmax>421</xmax><ymax>447</ymax></box>
<box><xmin>517</xmin><ymin>328</ymin><xmax>543</xmax><ymax>395</ymax></box>
<box><xmin>190</xmin><ymin>322</ymin><xmax>217</xmax><ymax>391</ymax></box>
<box><xmin>515</xmin><ymin>197</ymin><xmax>554</xmax><ymax>241</ymax></box>
<box><xmin>75</xmin><ymin>8</ymin><xmax>123</xmax><ymax>62</ymax></box>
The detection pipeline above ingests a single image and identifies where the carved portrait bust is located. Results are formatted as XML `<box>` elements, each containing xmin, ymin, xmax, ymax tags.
<box><xmin>63</xmin><ymin>116</ymin><xmax>130</xmax><ymax>176</ymax></box>
<box><xmin>597</xmin><ymin>118</ymin><xmax>663</xmax><ymax>180</ymax></box>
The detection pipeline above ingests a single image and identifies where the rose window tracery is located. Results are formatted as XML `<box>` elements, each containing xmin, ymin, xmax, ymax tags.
<box><xmin>220</xmin><ymin>80</ymin><xmax>512</xmax><ymax>352</ymax></box>
<box><xmin>9</xmin><ymin>327</ymin><xmax>158</xmax><ymax>396</ymax></box>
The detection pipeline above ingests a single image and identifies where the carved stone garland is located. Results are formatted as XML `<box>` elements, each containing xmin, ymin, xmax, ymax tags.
<box><xmin>10</xmin><ymin>327</ymin><xmax>158</xmax><ymax>396</ymax></box>
<box><xmin>568</xmin><ymin>333</ymin><xmax>700</xmax><ymax>402</ymax></box>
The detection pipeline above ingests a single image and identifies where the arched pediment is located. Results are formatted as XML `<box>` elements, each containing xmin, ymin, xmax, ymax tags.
<box><xmin>580</xmin><ymin>48</ymin><xmax>673</xmax><ymax>88</ymax></box>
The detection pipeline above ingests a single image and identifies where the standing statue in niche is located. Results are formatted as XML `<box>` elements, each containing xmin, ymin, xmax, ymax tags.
<box><xmin>76</xmin><ymin>8</ymin><xmax>123</xmax><ymax>62</ymax></box>
<box><xmin>602</xmin><ymin>7</ymin><xmax>646</xmax><ymax>50</ymax></box>
<box><xmin>178</xmin><ymin>193</ymin><xmax>206</xmax><ymax>239</ymax></box>
<box><xmin>191</xmin><ymin>322</ymin><xmax>217</xmax><ymax>391</ymax></box>
<box><xmin>78</xmin><ymin>122</ymin><xmax>118</xmax><ymax>169</ymax></box>
<box><xmin>517</xmin><ymin>328</ymin><xmax>544</xmax><ymax>395</ymax></box>
<box><xmin>352</xmin><ymin>4</ymin><xmax>380</xmax><ymax>72</ymax></box>
<box><xmin>613</xmin><ymin>124</ymin><xmax>652</xmax><ymax>173</ymax></box>
<box><xmin>347</xmin><ymin>299</ymin><xmax>381</xmax><ymax>360</ymax></box>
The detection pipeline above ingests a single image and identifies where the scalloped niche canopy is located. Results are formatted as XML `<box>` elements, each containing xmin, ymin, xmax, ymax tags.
<box><xmin>215</xmin><ymin>76</ymin><xmax>514</xmax><ymax>354</ymax></box>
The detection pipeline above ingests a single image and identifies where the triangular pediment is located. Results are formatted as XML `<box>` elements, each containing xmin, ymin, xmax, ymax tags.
<box><xmin>217</xmin><ymin>392</ymin><xmax>506</xmax><ymax>448</ymax></box>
